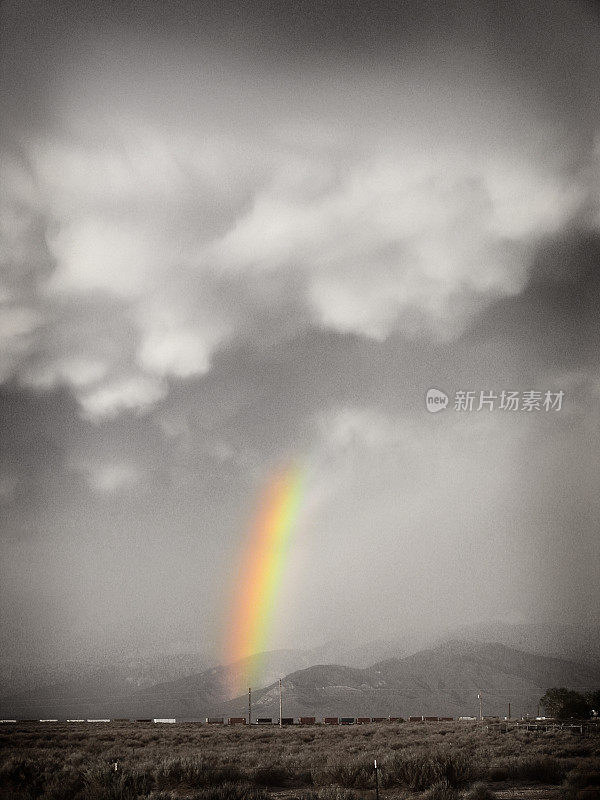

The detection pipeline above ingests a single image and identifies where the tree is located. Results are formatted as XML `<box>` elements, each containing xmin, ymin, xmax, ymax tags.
<box><xmin>585</xmin><ymin>690</ymin><xmax>600</xmax><ymax>716</ymax></box>
<box><xmin>540</xmin><ymin>687</ymin><xmax>591</xmax><ymax>719</ymax></box>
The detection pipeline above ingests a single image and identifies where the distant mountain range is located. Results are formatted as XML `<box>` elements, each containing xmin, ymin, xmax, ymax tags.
<box><xmin>2</xmin><ymin>637</ymin><xmax>598</xmax><ymax>720</ymax></box>
<box><xmin>0</xmin><ymin>652</ymin><xmax>214</xmax><ymax>718</ymax></box>
<box><xmin>0</xmin><ymin>650</ymin><xmax>216</xmax><ymax>697</ymax></box>
<box><xmin>0</xmin><ymin>639</ymin><xmax>409</xmax><ymax>718</ymax></box>
<box><xmin>0</xmin><ymin>644</ymin><xmax>397</xmax><ymax>719</ymax></box>
<box><xmin>443</xmin><ymin>622</ymin><xmax>600</xmax><ymax>666</ymax></box>
<box><xmin>221</xmin><ymin>640</ymin><xmax>600</xmax><ymax>720</ymax></box>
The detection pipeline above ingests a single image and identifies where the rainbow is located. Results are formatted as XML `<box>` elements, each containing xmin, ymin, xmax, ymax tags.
<box><xmin>225</xmin><ymin>463</ymin><xmax>304</xmax><ymax>693</ymax></box>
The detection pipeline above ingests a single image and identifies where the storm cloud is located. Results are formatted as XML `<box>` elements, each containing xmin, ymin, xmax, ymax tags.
<box><xmin>0</xmin><ymin>0</ymin><xmax>599</xmax><ymax>666</ymax></box>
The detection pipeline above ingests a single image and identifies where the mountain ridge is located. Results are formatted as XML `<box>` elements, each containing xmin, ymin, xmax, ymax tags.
<box><xmin>219</xmin><ymin>640</ymin><xmax>600</xmax><ymax>720</ymax></box>
<box><xmin>2</xmin><ymin>627</ymin><xmax>599</xmax><ymax>719</ymax></box>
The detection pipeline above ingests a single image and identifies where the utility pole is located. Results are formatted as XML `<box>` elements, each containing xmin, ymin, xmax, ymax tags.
<box><xmin>279</xmin><ymin>678</ymin><xmax>283</xmax><ymax>728</ymax></box>
<box><xmin>374</xmin><ymin>759</ymin><xmax>379</xmax><ymax>800</ymax></box>
<box><xmin>248</xmin><ymin>687</ymin><xmax>251</xmax><ymax>726</ymax></box>
<box><xmin>508</xmin><ymin>702</ymin><xmax>511</xmax><ymax>720</ymax></box>
<box><xmin>478</xmin><ymin>693</ymin><xmax>483</xmax><ymax>721</ymax></box>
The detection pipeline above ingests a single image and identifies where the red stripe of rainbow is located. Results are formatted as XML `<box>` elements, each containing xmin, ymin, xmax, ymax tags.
<box><xmin>225</xmin><ymin>463</ymin><xmax>304</xmax><ymax>692</ymax></box>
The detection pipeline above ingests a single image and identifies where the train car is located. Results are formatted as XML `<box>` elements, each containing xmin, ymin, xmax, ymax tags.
<box><xmin>340</xmin><ymin>717</ymin><xmax>355</xmax><ymax>725</ymax></box>
<box><xmin>256</xmin><ymin>718</ymin><xmax>273</xmax><ymax>725</ymax></box>
<box><xmin>206</xmin><ymin>717</ymin><xmax>223</xmax><ymax>724</ymax></box>
<box><xmin>439</xmin><ymin>717</ymin><xmax>454</xmax><ymax>722</ymax></box>
<box><xmin>135</xmin><ymin>719</ymin><xmax>152</xmax><ymax>723</ymax></box>
<box><xmin>40</xmin><ymin>719</ymin><xmax>58</xmax><ymax>723</ymax></box>
<box><xmin>424</xmin><ymin>716</ymin><xmax>438</xmax><ymax>722</ymax></box>
<box><xmin>300</xmin><ymin>716</ymin><xmax>316</xmax><ymax>725</ymax></box>
<box><xmin>228</xmin><ymin>717</ymin><xmax>246</xmax><ymax>725</ymax></box>
<box><xmin>388</xmin><ymin>717</ymin><xmax>403</xmax><ymax>722</ymax></box>
<box><xmin>371</xmin><ymin>717</ymin><xmax>386</xmax><ymax>723</ymax></box>
<box><xmin>323</xmin><ymin>717</ymin><xmax>339</xmax><ymax>725</ymax></box>
<box><xmin>153</xmin><ymin>719</ymin><xmax>176</xmax><ymax>723</ymax></box>
<box><xmin>87</xmin><ymin>719</ymin><xmax>110</xmax><ymax>723</ymax></box>
<box><xmin>280</xmin><ymin>717</ymin><xmax>294</xmax><ymax>725</ymax></box>
<box><xmin>356</xmin><ymin>718</ymin><xmax>371</xmax><ymax>724</ymax></box>
<box><xmin>409</xmin><ymin>716</ymin><xmax>423</xmax><ymax>722</ymax></box>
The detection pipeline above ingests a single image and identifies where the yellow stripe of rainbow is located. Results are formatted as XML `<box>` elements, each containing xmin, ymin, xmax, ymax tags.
<box><xmin>225</xmin><ymin>464</ymin><xmax>304</xmax><ymax>693</ymax></box>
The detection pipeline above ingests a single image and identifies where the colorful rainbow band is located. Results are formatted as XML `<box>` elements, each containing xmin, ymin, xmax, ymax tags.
<box><xmin>225</xmin><ymin>464</ymin><xmax>304</xmax><ymax>693</ymax></box>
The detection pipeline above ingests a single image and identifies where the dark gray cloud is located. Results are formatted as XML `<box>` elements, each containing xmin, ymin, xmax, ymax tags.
<box><xmin>0</xmin><ymin>0</ymin><xmax>598</xmax><ymax>665</ymax></box>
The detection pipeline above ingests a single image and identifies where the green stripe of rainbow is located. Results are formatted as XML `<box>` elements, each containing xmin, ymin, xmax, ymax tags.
<box><xmin>225</xmin><ymin>463</ymin><xmax>304</xmax><ymax>693</ymax></box>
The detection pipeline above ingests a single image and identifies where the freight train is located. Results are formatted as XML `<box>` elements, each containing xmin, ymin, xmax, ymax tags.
<box><xmin>0</xmin><ymin>715</ymin><xmax>461</xmax><ymax>725</ymax></box>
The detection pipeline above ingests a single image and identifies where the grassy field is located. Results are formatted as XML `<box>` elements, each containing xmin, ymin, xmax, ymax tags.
<box><xmin>0</xmin><ymin>721</ymin><xmax>599</xmax><ymax>800</ymax></box>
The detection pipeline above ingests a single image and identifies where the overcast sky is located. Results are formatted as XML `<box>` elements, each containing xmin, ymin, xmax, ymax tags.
<box><xmin>1</xmin><ymin>0</ymin><xmax>599</xmax><ymax>666</ymax></box>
